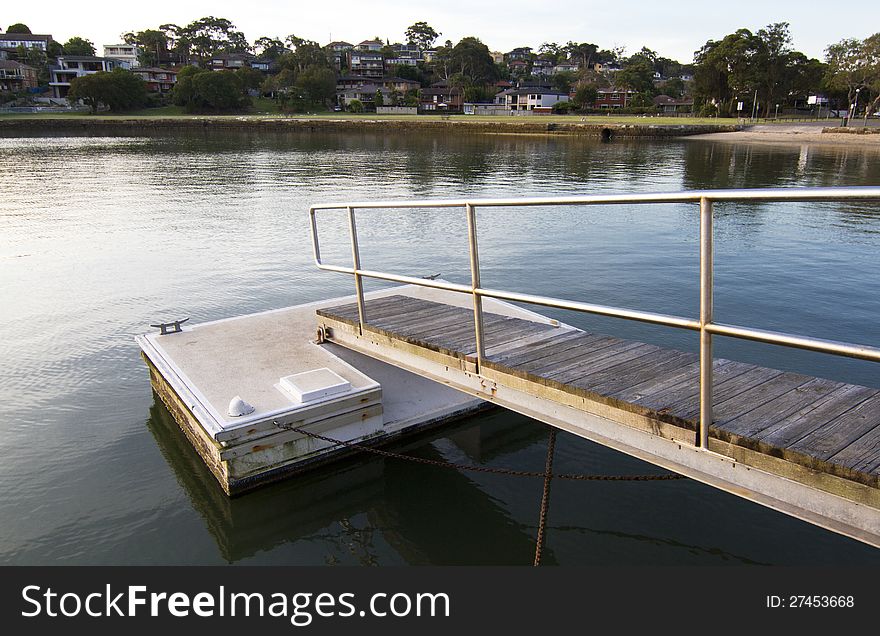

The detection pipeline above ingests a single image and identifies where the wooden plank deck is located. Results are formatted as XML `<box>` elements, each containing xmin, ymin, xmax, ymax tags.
<box><xmin>317</xmin><ymin>295</ymin><xmax>880</xmax><ymax>493</ymax></box>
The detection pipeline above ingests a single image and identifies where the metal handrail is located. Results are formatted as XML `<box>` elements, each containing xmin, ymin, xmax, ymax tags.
<box><xmin>309</xmin><ymin>187</ymin><xmax>880</xmax><ymax>450</ymax></box>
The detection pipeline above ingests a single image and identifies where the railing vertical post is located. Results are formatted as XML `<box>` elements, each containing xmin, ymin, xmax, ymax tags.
<box><xmin>699</xmin><ymin>196</ymin><xmax>714</xmax><ymax>449</ymax></box>
<box><xmin>347</xmin><ymin>206</ymin><xmax>367</xmax><ymax>335</ymax></box>
<box><xmin>465</xmin><ymin>203</ymin><xmax>486</xmax><ymax>371</ymax></box>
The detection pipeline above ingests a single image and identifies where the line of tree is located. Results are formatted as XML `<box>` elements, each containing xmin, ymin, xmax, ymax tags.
<box><xmin>6</xmin><ymin>17</ymin><xmax>880</xmax><ymax>116</ymax></box>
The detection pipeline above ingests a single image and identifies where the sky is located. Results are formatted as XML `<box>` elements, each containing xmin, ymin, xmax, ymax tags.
<box><xmin>6</xmin><ymin>0</ymin><xmax>880</xmax><ymax>63</ymax></box>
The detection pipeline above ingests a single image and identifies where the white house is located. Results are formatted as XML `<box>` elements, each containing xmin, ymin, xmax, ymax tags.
<box><xmin>494</xmin><ymin>87</ymin><xmax>570</xmax><ymax>112</ymax></box>
<box><xmin>50</xmin><ymin>56</ymin><xmax>129</xmax><ymax>98</ymax></box>
<box><xmin>103</xmin><ymin>43</ymin><xmax>141</xmax><ymax>68</ymax></box>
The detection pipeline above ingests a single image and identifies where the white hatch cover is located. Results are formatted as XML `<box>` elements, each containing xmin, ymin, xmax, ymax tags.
<box><xmin>279</xmin><ymin>368</ymin><xmax>352</xmax><ymax>403</ymax></box>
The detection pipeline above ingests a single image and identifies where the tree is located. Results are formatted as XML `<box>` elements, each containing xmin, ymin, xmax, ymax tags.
<box><xmin>6</xmin><ymin>23</ymin><xmax>30</xmax><ymax>34</ymax></box>
<box><xmin>63</xmin><ymin>36</ymin><xmax>95</xmax><ymax>56</ymax></box>
<box><xmin>172</xmin><ymin>65</ymin><xmax>249</xmax><ymax>112</ymax></box>
<box><xmin>448</xmin><ymin>37</ymin><xmax>497</xmax><ymax>85</ymax></box>
<box><xmin>235</xmin><ymin>66</ymin><xmax>264</xmax><ymax>93</ymax></box>
<box><xmin>551</xmin><ymin>70</ymin><xmax>577</xmax><ymax>94</ymax></box>
<box><xmin>67</xmin><ymin>68</ymin><xmax>146</xmax><ymax>113</ymax></box>
<box><xmin>279</xmin><ymin>36</ymin><xmax>330</xmax><ymax>75</ymax></box>
<box><xmin>348</xmin><ymin>99</ymin><xmax>364</xmax><ymax>113</ymax></box>
<box><xmin>538</xmin><ymin>42</ymin><xmax>563</xmax><ymax>65</ymax></box>
<box><xmin>254</xmin><ymin>36</ymin><xmax>286</xmax><ymax>61</ymax></box>
<box><xmin>176</xmin><ymin>16</ymin><xmax>248</xmax><ymax>64</ymax></box>
<box><xmin>295</xmin><ymin>65</ymin><xmax>336</xmax><ymax>106</ymax></box>
<box><xmin>617</xmin><ymin>58</ymin><xmax>655</xmax><ymax>95</ymax></box>
<box><xmin>122</xmin><ymin>29</ymin><xmax>169</xmax><ymax>66</ymax></box>
<box><xmin>374</xmin><ymin>89</ymin><xmax>384</xmax><ymax>107</ymax></box>
<box><xmin>825</xmin><ymin>34</ymin><xmax>880</xmax><ymax>114</ymax></box>
<box><xmin>571</xmin><ymin>83</ymin><xmax>598</xmax><ymax>109</ymax></box>
<box><xmin>564</xmin><ymin>41</ymin><xmax>598</xmax><ymax>69</ymax></box>
<box><xmin>405</xmin><ymin>21</ymin><xmax>439</xmax><ymax>52</ymax></box>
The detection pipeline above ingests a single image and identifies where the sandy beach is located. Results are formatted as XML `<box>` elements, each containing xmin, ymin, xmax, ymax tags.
<box><xmin>686</xmin><ymin>123</ymin><xmax>880</xmax><ymax>146</ymax></box>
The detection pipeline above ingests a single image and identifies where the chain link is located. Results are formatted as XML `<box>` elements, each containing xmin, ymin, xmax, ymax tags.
<box><xmin>274</xmin><ymin>422</ymin><xmax>685</xmax><ymax>482</ymax></box>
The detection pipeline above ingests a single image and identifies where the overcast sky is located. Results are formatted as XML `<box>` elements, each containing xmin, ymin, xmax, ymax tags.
<box><xmin>8</xmin><ymin>1</ymin><xmax>880</xmax><ymax>63</ymax></box>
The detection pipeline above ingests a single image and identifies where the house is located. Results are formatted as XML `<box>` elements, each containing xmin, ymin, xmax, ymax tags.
<box><xmin>381</xmin><ymin>76</ymin><xmax>420</xmax><ymax>93</ymax></box>
<box><xmin>337</xmin><ymin>75</ymin><xmax>369</xmax><ymax>91</ymax></box>
<box><xmin>103</xmin><ymin>43</ymin><xmax>141</xmax><ymax>68</ymax></box>
<box><xmin>357</xmin><ymin>39</ymin><xmax>383</xmax><ymax>51</ymax></box>
<box><xmin>653</xmin><ymin>94</ymin><xmax>694</xmax><ymax>113</ymax></box>
<box><xmin>494</xmin><ymin>87</ymin><xmax>570</xmax><ymax>112</ymax></box>
<box><xmin>419</xmin><ymin>82</ymin><xmax>463</xmax><ymax>111</ymax></box>
<box><xmin>505</xmin><ymin>47</ymin><xmax>532</xmax><ymax>61</ymax></box>
<box><xmin>594</xmin><ymin>87</ymin><xmax>636</xmax><ymax>108</ymax></box>
<box><xmin>508</xmin><ymin>59</ymin><xmax>529</xmax><ymax>76</ymax></box>
<box><xmin>208</xmin><ymin>53</ymin><xmax>254</xmax><ymax>70</ymax></box>
<box><xmin>532</xmin><ymin>58</ymin><xmax>554</xmax><ymax>76</ymax></box>
<box><xmin>421</xmin><ymin>49</ymin><xmax>437</xmax><ymax>62</ymax></box>
<box><xmin>0</xmin><ymin>32</ymin><xmax>53</xmax><ymax>53</ymax></box>
<box><xmin>49</xmin><ymin>56</ymin><xmax>128</xmax><ymax>98</ymax></box>
<box><xmin>338</xmin><ymin>82</ymin><xmax>391</xmax><ymax>106</ymax></box>
<box><xmin>0</xmin><ymin>60</ymin><xmax>38</xmax><ymax>92</ymax></box>
<box><xmin>326</xmin><ymin>41</ymin><xmax>353</xmax><ymax>69</ymax></box>
<box><xmin>348</xmin><ymin>50</ymin><xmax>384</xmax><ymax>78</ymax></box>
<box><xmin>490</xmin><ymin>51</ymin><xmax>505</xmax><ymax>64</ymax></box>
<box><xmin>553</xmin><ymin>62</ymin><xmax>579</xmax><ymax>74</ymax></box>
<box><xmin>131</xmin><ymin>67</ymin><xmax>177</xmax><ymax>94</ymax></box>
<box><xmin>250</xmin><ymin>59</ymin><xmax>272</xmax><ymax>72</ymax></box>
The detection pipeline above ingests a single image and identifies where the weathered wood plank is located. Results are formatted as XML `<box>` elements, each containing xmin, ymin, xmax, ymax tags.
<box><xmin>756</xmin><ymin>384</ymin><xmax>878</xmax><ymax>448</ymax></box>
<box><xmin>484</xmin><ymin>327</ymin><xmax>577</xmax><ymax>358</ymax></box>
<box><xmin>717</xmin><ymin>377</ymin><xmax>845</xmax><ymax>439</ymax></box>
<box><xmin>665</xmin><ymin>366</ymin><xmax>783</xmax><ymax>422</ymax></box>
<box><xmin>580</xmin><ymin>350</ymin><xmax>695</xmax><ymax>397</ymax></box>
<box><xmin>514</xmin><ymin>334</ymin><xmax>623</xmax><ymax>374</ymax></box>
<box><xmin>829</xmin><ymin>423</ymin><xmax>880</xmax><ymax>476</ymax></box>
<box><xmin>789</xmin><ymin>392</ymin><xmax>880</xmax><ymax>461</ymax></box>
<box><xmin>486</xmin><ymin>330</ymin><xmax>595</xmax><ymax>367</ymax></box>
<box><xmin>545</xmin><ymin>342</ymin><xmax>655</xmax><ymax>384</ymax></box>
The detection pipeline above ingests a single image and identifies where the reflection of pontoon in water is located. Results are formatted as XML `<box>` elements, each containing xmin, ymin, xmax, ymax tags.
<box><xmin>139</xmin><ymin>186</ymin><xmax>880</xmax><ymax>548</ymax></box>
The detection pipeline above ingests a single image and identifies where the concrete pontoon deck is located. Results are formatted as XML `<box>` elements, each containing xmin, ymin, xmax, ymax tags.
<box><xmin>137</xmin><ymin>285</ymin><xmax>555</xmax><ymax>494</ymax></box>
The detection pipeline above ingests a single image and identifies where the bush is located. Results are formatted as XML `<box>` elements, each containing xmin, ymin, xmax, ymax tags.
<box><xmin>172</xmin><ymin>67</ymin><xmax>249</xmax><ymax>112</ymax></box>
<box><xmin>348</xmin><ymin>99</ymin><xmax>364</xmax><ymax>113</ymax></box>
<box><xmin>67</xmin><ymin>68</ymin><xmax>146</xmax><ymax>113</ymax></box>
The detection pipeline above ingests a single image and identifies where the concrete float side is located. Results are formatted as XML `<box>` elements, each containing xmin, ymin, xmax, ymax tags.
<box><xmin>318</xmin><ymin>315</ymin><xmax>880</xmax><ymax>511</ymax></box>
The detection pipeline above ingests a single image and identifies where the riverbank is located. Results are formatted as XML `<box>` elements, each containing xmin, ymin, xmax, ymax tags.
<box><xmin>0</xmin><ymin>114</ymin><xmax>740</xmax><ymax>138</ymax></box>
<box><xmin>686</xmin><ymin>123</ymin><xmax>880</xmax><ymax>146</ymax></box>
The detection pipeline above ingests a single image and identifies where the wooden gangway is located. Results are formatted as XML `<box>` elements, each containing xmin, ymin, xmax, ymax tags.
<box><xmin>308</xmin><ymin>188</ymin><xmax>880</xmax><ymax>546</ymax></box>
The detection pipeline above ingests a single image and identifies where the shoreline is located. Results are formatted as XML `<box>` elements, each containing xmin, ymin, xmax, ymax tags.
<box><xmin>686</xmin><ymin>124</ymin><xmax>880</xmax><ymax>147</ymax></box>
<box><xmin>0</xmin><ymin>116</ymin><xmax>739</xmax><ymax>138</ymax></box>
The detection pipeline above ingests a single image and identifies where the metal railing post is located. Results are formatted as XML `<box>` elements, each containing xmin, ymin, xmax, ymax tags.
<box><xmin>465</xmin><ymin>203</ymin><xmax>486</xmax><ymax>371</ymax></box>
<box><xmin>347</xmin><ymin>206</ymin><xmax>367</xmax><ymax>335</ymax></box>
<box><xmin>699</xmin><ymin>196</ymin><xmax>714</xmax><ymax>449</ymax></box>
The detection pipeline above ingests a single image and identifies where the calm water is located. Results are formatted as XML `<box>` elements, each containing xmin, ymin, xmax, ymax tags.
<box><xmin>1</xmin><ymin>130</ymin><xmax>879</xmax><ymax>565</ymax></box>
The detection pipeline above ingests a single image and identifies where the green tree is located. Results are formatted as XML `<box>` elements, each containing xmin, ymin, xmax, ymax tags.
<box><xmin>448</xmin><ymin>37</ymin><xmax>497</xmax><ymax>85</ymax></box>
<box><xmin>235</xmin><ymin>66</ymin><xmax>265</xmax><ymax>93</ymax></box>
<box><xmin>122</xmin><ymin>29</ymin><xmax>169</xmax><ymax>67</ymax></box>
<box><xmin>538</xmin><ymin>42</ymin><xmax>563</xmax><ymax>65</ymax></box>
<box><xmin>172</xmin><ymin>65</ymin><xmax>248</xmax><ymax>112</ymax></box>
<box><xmin>254</xmin><ymin>37</ymin><xmax>286</xmax><ymax>61</ymax></box>
<box><xmin>295</xmin><ymin>65</ymin><xmax>336</xmax><ymax>106</ymax></box>
<box><xmin>551</xmin><ymin>70</ymin><xmax>577</xmax><ymax>94</ymax></box>
<box><xmin>564</xmin><ymin>42</ymin><xmax>598</xmax><ymax>69</ymax></box>
<box><xmin>63</xmin><ymin>36</ymin><xmax>96</xmax><ymax>56</ymax></box>
<box><xmin>571</xmin><ymin>83</ymin><xmax>598</xmax><ymax>109</ymax></box>
<box><xmin>67</xmin><ymin>68</ymin><xmax>146</xmax><ymax>113</ymax></box>
<box><xmin>279</xmin><ymin>36</ymin><xmax>330</xmax><ymax>75</ymax></box>
<box><xmin>617</xmin><ymin>58</ymin><xmax>655</xmax><ymax>95</ymax></box>
<box><xmin>348</xmin><ymin>99</ymin><xmax>364</xmax><ymax>113</ymax></box>
<box><xmin>176</xmin><ymin>16</ymin><xmax>248</xmax><ymax>64</ymax></box>
<box><xmin>374</xmin><ymin>89</ymin><xmax>384</xmax><ymax>107</ymax></box>
<box><xmin>405</xmin><ymin>21</ymin><xmax>440</xmax><ymax>52</ymax></box>
<box><xmin>825</xmin><ymin>35</ymin><xmax>878</xmax><ymax>114</ymax></box>
<box><xmin>6</xmin><ymin>23</ymin><xmax>31</xmax><ymax>34</ymax></box>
